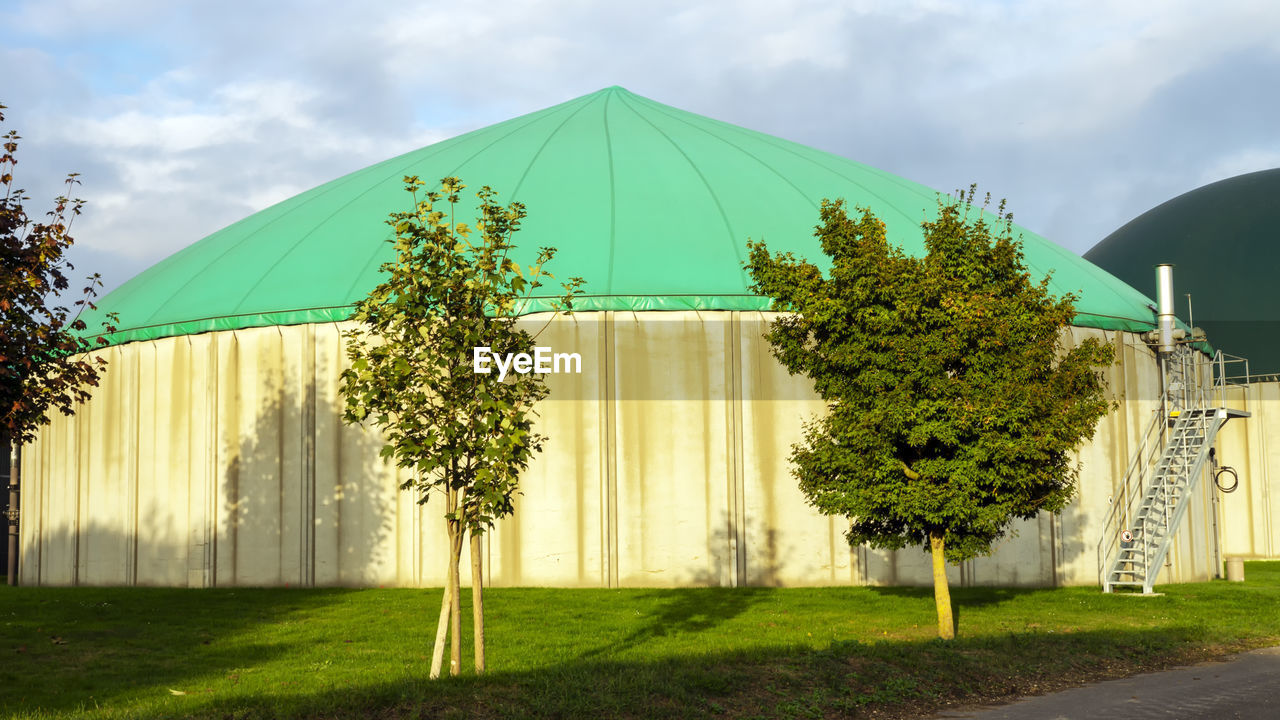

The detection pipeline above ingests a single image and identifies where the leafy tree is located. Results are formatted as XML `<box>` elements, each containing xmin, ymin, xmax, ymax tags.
<box><xmin>745</xmin><ymin>188</ymin><xmax>1113</xmax><ymax>639</ymax></box>
<box><xmin>1</xmin><ymin>103</ymin><xmax>117</xmax><ymax>584</ymax></box>
<box><xmin>341</xmin><ymin>176</ymin><xmax>581</xmax><ymax>677</ymax></box>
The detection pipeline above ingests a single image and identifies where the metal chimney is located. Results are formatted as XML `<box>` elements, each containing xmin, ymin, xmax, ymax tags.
<box><xmin>1157</xmin><ymin>264</ymin><xmax>1175</xmax><ymax>353</ymax></box>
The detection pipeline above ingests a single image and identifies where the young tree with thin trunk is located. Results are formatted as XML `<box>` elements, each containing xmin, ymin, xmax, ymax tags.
<box><xmin>745</xmin><ymin>188</ymin><xmax>1113</xmax><ymax>639</ymax></box>
<box><xmin>341</xmin><ymin>176</ymin><xmax>580</xmax><ymax>676</ymax></box>
<box><xmin>1</xmin><ymin>103</ymin><xmax>116</xmax><ymax>584</ymax></box>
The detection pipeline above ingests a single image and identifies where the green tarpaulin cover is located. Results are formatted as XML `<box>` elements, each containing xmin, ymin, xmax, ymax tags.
<box><xmin>80</xmin><ymin>86</ymin><xmax>1161</xmax><ymax>347</ymax></box>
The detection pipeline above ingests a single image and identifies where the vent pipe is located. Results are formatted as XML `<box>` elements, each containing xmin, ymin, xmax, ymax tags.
<box><xmin>1157</xmin><ymin>264</ymin><xmax>1175</xmax><ymax>353</ymax></box>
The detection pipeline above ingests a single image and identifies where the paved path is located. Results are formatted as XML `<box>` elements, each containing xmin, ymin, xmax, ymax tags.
<box><xmin>932</xmin><ymin>646</ymin><xmax>1280</xmax><ymax>719</ymax></box>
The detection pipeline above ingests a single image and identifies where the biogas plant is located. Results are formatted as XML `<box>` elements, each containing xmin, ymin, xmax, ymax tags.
<box><xmin>7</xmin><ymin>88</ymin><xmax>1278</xmax><ymax>591</ymax></box>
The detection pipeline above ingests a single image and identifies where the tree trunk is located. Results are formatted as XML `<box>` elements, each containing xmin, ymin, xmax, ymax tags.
<box><xmin>471</xmin><ymin>531</ymin><xmax>485</xmax><ymax>674</ymax></box>
<box><xmin>428</xmin><ymin>553</ymin><xmax>454</xmax><ymax>679</ymax></box>
<box><xmin>429</xmin><ymin>488</ymin><xmax>460</xmax><ymax>680</ymax></box>
<box><xmin>449</xmin><ymin>518</ymin><xmax>463</xmax><ymax>677</ymax></box>
<box><xmin>5</xmin><ymin>440</ymin><xmax>17</xmax><ymax>587</ymax></box>
<box><xmin>929</xmin><ymin>530</ymin><xmax>955</xmax><ymax>640</ymax></box>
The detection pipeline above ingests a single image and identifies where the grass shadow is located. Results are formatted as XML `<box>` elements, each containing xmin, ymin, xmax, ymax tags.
<box><xmin>60</xmin><ymin>625</ymin><xmax>1273</xmax><ymax>720</ymax></box>
<box><xmin>6</xmin><ymin>563</ymin><xmax>1280</xmax><ymax>719</ymax></box>
<box><xmin>866</xmin><ymin>585</ymin><xmax>1028</xmax><ymax>606</ymax></box>
<box><xmin>577</xmin><ymin>586</ymin><xmax>773</xmax><ymax>660</ymax></box>
<box><xmin>0</xmin><ymin>586</ymin><xmax>366</xmax><ymax>716</ymax></box>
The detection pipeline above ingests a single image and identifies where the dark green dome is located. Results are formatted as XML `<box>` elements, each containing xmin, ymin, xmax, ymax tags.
<box><xmin>1085</xmin><ymin>168</ymin><xmax>1280</xmax><ymax>376</ymax></box>
<box><xmin>83</xmin><ymin>86</ymin><xmax>1160</xmax><ymax>346</ymax></box>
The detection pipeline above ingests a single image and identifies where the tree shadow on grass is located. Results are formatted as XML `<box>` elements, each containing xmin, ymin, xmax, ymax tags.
<box><xmin>869</xmin><ymin>584</ymin><xmax>1035</xmax><ymax>608</ymax></box>
<box><xmin>7</xmin><ymin>569</ymin><xmax>1277</xmax><ymax>720</ymax></box>
<box><xmin>576</xmin><ymin>586</ymin><xmax>774</xmax><ymax>660</ymax></box>
<box><xmin>866</xmin><ymin>585</ymin><xmax>1078</xmax><ymax>641</ymax></box>
<box><xmin>4</xmin><ymin>369</ymin><xmax>398</xmax><ymax>712</ymax></box>
<box><xmin>573</xmin><ymin>518</ymin><xmax>784</xmax><ymax>660</ymax></box>
<box><xmin>93</xmin><ymin>624</ymin><xmax>1261</xmax><ymax>720</ymax></box>
<box><xmin>0</xmin><ymin>584</ymin><xmax>368</xmax><ymax>716</ymax></box>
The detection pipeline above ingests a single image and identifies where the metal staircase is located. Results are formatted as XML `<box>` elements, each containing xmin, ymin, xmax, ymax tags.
<box><xmin>1097</xmin><ymin>346</ymin><xmax>1249</xmax><ymax>594</ymax></box>
<box><xmin>1103</xmin><ymin>408</ymin><xmax>1223</xmax><ymax>592</ymax></box>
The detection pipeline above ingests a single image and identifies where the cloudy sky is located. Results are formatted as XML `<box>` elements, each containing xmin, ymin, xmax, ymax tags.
<box><xmin>3</xmin><ymin>0</ymin><xmax>1278</xmax><ymax>296</ymax></box>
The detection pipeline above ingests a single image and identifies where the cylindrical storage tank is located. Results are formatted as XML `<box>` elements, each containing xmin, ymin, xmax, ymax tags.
<box><xmin>1086</xmin><ymin>169</ymin><xmax>1280</xmax><ymax>561</ymax></box>
<box><xmin>19</xmin><ymin>87</ymin><xmax>1216</xmax><ymax>588</ymax></box>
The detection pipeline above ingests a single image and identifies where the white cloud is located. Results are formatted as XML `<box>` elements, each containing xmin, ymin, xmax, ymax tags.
<box><xmin>6</xmin><ymin>0</ymin><xmax>1280</xmax><ymax>288</ymax></box>
<box><xmin>73</xmin><ymin>110</ymin><xmax>240</xmax><ymax>153</ymax></box>
<box><xmin>8</xmin><ymin>0</ymin><xmax>172</xmax><ymax>36</ymax></box>
<box><xmin>42</xmin><ymin>73</ymin><xmax>441</xmax><ymax>268</ymax></box>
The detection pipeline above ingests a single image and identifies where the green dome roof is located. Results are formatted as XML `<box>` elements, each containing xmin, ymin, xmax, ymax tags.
<box><xmin>1085</xmin><ymin>168</ymin><xmax>1280</xmax><ymax>376</ymax></box>
<box><xmin>85</xmin><ymin>86</ymin><xmax>1159</xmax><ymax>346</ymax></box>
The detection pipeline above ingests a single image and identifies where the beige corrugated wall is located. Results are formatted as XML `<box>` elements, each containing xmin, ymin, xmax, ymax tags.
<box><xmin>1215</xmin><ymin>382</ymin><xmax>1280</xmax><ymax>559</ymax></box>
<box><xmin>18</xmin><ymin>313</ymin><xmax>1239</xmax><ymax>588</ymax></box>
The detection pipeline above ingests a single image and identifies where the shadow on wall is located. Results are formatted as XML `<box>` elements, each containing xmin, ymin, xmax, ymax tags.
<box><xmin>739</xmin><ymin>514</ymin><xmax>792</xmax><ymax>587</ymax></box>
<box><xmin>709</xmin><ymin>513</ymin><xmax>796</xmax><ymax>589</ymax></box>
<box><xmin>1057</xmin><ymin>491</ymin><xmax>1091</xmax><ymax>585</ymax></box>
<box><xmin>855</xmin><ymin>506</ymin><xmax>1084</xmax><ymax>590</ymax></box>
<box><xmin>219</xmin><ymin>378</ymin><xmax>394</xmax><ymax>587</ymax></box>
<box><xmin>26</xmin><ymin>518</ymin><xmax>209</xmax><ymax>588</ymax></box>
<box><xmin>966</xmin><ymin>508</ymin><xmax>1084</xmax><ymax>588</ymax></box>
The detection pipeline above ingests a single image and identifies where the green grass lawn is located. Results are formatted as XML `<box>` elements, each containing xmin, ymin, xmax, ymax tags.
<box><xmin>2</xmin><ymin>562</ymin><xmax>1278</xmax><ymax>719</ymax></box>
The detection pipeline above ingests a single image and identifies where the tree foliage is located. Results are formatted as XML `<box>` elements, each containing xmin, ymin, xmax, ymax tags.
<box><xmin>745</xmin><ymin>188</ymin><xmax>1114</xmax><ymax>638</ymax></box>
<box><xmin>1</xmin><ymin>102</ymin><xmax>117</xmax><ymax>447</ymax></box>
<box><xmin>340</xmin><ymin>176</ymin><xmax>581</xmax><ymax>677</ymax></box>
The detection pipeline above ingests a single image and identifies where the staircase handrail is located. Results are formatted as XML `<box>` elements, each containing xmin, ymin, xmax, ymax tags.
<box><xmin>1096</xmin><ymin>406</ymin><xmax>1165</xmax><ymax>586</ymax></box>
<box><xmin>1097</xmin><ymin>344</ymin><xmax>1249</xmax><ymax>592</ymax></box>
<box><xmin>1212</xmin><ymin>350</ymin><xmax>1251</xmax><ymax>407</ymax></box>
<box><xmin>1140</xmin><ymin>412</ymin><xmax>1224</xmax><ymax>591</ymax></box>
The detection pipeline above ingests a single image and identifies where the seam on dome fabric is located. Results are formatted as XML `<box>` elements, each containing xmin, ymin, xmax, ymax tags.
<box><xmin>135</xmin><ymin>157</ymin><xmax>388</xmax><ymax>327</ymax></box>
<box><xmin>1035</xmin><ymin>232</ymin><xmax>1139</xmax><ymax>317</ymax></box>
<box><xmin>152</xmin><ymin>153</ymin><xmax>394</xmax><ymax>323</ymax></box>
<box><xmin>438</xmin><ymin>94</ymin><xmax>589</xmax><ymax>189</ymax></box>
<box><xmin>633</xmin><ymin>94</ymin><xmax>821</xmax><ymax>219</ymax></box>
<box><xmin>96</xmin><ymin>89</ymin><xmax>1157</xmax><ymax>354</ymax></box>
<box><xmin>616</xmin><ymin>92</ymin><xmax>746</xmax><ymax>277</ymax></box>
<box><xmin>225</xmin><ymin>169</ymin><xmax>431</xmax><ymax>316</ymax></box>
<box><xmin>684</xmin><ymin>106</ymin><xmax>930</xmax><ymax>235</ymax></box>
<box><xmin>702</xmin><ymin>109</ymin><xmax>940</xmax><ymax>211</ymax></box>
<box><xmin>508</xmin><ymin>94</ymin><xmax>600</xmax><ymax>200</ymax></box>
<box><xmin>331</xmin><ymin>100</ymin><xmax>583</xmax><ymax>307</ymax></box>
<box><xmin>602</xmin><ymin>91</ymin><xmax>618</xmax><ymax>297</ymax></box>
<box><xmin>91</xmin><ymin>231</ymin><xmax>235</xmax><ymax>323</ymax></box>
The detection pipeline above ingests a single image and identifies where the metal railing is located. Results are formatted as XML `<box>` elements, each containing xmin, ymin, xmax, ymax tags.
<box><xmin>1137</xmin><ymin>410</ymin><xmax>1222</xmax><ymax>589</ymax></box>
<box><xmin>1212</xmin><ymin>351</ymin><xmax>1251</xmax><ymax>407</ymax></box>
<box><xmin>1096</xmin><ymin>405</ymin><xmax>1163</xmax><ymax>587</ymax></box>
<box><xmin>1096</xmin><ymin>345</ymin><xmax>1242</xmax><ymax>589</ymax></box>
